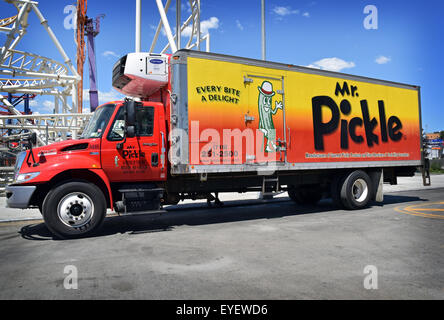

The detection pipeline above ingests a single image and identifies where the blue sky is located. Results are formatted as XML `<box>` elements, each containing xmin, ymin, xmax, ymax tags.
<box><xmin>1</xmin><ymin>0</ymin><xmax>443</xmax><ymax>132</ymax></box>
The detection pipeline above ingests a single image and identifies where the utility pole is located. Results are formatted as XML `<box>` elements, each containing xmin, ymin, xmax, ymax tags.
<box><xmin>261</xmin><ymin>0</ymin><xmax>266</xmax><ymax>60</ymax></box>
<box><xmin>176</xmin><ymin>0</ymin><xmax>181</xmax><ymax>49</ymax></box>
<box><xmin>135</xmin><ymin>0</ymin><xmax>141</xmax><ymax>52</ymax></box>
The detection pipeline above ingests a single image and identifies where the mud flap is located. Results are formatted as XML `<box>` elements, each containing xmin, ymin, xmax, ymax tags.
<box><xmin>369</xmin><ymin>170</ymin><xmax>384</xmax><ymax>203</ymax></box>
<box><xmin>422</xmin><ymin>159</ymin><xmax>431</xmax><ymax>186</ymax></box>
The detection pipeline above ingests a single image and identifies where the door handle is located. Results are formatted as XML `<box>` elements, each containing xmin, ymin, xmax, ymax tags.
<box><xmin>151</xmin><ymin>153</ymin><xmax>159</xmax><ymax>167</ymax></box>
<box><xmin>244</xmin><ymin>76</ymin><xmax>253</xmax><ymax>84</ymax></box>
<box><xmin>143</xmin><ymin>143</ymin><xmax>158</xmax><ymax>147</ymax></box>
<box><xmin>160</xmin><ymin>131</ymin><xmax>166</xmax><ymax>170</ymax></box>
<box><xmin>244</xmin><ymin>114</ymin><xmax>255</xmax><ymax>124</ymax></box>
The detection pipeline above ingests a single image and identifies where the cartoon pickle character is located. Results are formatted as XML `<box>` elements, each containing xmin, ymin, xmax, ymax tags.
<box><xmin>257</xmin><ymin>81</ymin><xmax>283</xmax><ymax>152</ymax></box>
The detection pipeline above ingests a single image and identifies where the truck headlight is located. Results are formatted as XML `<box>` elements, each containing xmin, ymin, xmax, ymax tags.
<box><xmin>14</xmin><ymin>151</ymin><xmax>26</xmax><ymax>178</ymax></box>
<box><xmin>15</xmin><ymin>172</ymin><xmax>40</xmax><ymax>183</ymax></box>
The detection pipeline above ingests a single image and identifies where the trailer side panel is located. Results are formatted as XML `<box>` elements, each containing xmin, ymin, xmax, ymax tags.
<box><xmin>170</xmin><ymin>51</ymin><xmax>421</xmax><ymax>175</ymax></box>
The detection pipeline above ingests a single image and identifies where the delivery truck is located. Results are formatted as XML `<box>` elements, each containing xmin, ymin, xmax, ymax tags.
<box><xmin>5</xmin><ymin>49</ymin><xmax>430</xmax><ymax>238</ymax></box>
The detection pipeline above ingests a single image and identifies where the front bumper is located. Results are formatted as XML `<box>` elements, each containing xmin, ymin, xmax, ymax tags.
<box><xmin>5</xmin><ymin>185</ymin><xmax>37</xmax><ymax>209</ymax></box>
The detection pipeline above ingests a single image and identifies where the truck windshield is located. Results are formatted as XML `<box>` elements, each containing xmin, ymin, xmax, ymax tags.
<box><xmin>81</xmin><ymin>104</ymin><xmax>116</xmax><ymax>139</ymax></box>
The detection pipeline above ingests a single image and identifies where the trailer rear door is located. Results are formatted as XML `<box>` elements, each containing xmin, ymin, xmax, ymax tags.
<box><xmin>243</xmin><ymin>73</ymin><xmax>287</xmax><ymax>163</ymax></box>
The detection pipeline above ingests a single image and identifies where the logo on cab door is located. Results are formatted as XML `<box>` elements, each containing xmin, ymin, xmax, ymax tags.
<box><xmin>122</xmin><ymin>149</ymin><xmax>145</xmax><ymax>159</ymax></box>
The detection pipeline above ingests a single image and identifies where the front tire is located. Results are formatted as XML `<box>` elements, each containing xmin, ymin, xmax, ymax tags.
<box><xmin>42</xmin><ymin>181</ymin><xmax>107</xmax><ymax>239</ymax></box>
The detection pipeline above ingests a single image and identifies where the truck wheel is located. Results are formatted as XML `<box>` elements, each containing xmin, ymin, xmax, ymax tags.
<box><xmin>288</xmin><ymin>186</ymin><xmax>322</xmax><ymax>205</ymax></box>
<box><xmin>339</xmin><ymin>170</ymin><xmax>373</xmax><ymax>210</ymax></box>
<box><xmin>42</xmin><ymin>181</ymin><xmax>107</xmax><ymax>239</ymax></box>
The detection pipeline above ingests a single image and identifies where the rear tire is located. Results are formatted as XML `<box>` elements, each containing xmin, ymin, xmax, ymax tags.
<box><xmin>288</xmin><ymin>186</ymin><xmax>322</xmax><ymax>205</ymax></box>
<box><xmin>42</xmin><ymin>181</ymin><xmax>107</xmax><ymax>239</ymax></box>
<box><xmin>339</xmin><ymin>170</ymin><xmax>373</xmax><ymax>210</ymax></box>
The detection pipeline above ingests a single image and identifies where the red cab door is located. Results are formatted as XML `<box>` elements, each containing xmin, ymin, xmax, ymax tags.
<box><xmin>101</xmin><ymin>102</ymin><xmax>167</xmax><ymax>183</ymax></box>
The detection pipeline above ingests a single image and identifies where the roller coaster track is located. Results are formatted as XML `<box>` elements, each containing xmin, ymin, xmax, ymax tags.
<box><xmin>0</xmin><ymin>78</ymin><xmax>64</xmax><ymax>91</ymax></box>
<box><xmin>1</xmin><ymin>49</ymin><xmax>70</xmax><ymax>77</ymax></box>
<box><xmin>0</xmin><ymin>0</ymin><xmax>18</xmax><ymax>29</ymax></box>
<box><xmin>0</xmin><ymin>49</ymin><xmax>77</xmax><ymax>94</ymax></box>
<box><xmin>0</xmin><ymin>14</ymin><xmax>17</xmax><ymax>28</ymax></box>
<box><xmin>0</xmin><ymin>93</ymin><xmax>92</xmax><ymax>142</ymax></box>
<box><xmin>0</xmin><ymin>0</ymin><xmax>82</xmax><ymax>148</ymax></box>
<box><xmin>0</xmin><ymin>113</ymin><xmax>92</xmax><ymax>134</ymax></box>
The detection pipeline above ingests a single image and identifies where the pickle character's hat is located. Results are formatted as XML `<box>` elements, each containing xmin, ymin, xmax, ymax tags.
<box><xmin>258</xmin><ymin>81</ymin><xmax>275</xmax><ymax>97</ymax></box>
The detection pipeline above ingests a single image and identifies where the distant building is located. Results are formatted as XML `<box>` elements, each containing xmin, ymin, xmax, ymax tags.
<box><xmin>425</xmin><ymin>133</ymin><xmax>441</xmax><ymax>140</ymax></box>
<box><xmin>425</xmin><ymin>132</ymin><xmax>443</xmax><ymax>159</ymax></box>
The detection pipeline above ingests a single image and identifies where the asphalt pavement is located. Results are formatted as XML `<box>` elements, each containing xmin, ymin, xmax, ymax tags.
<box><xmin>1</xmin><ymin>174</ymin><xmax>444</xmax><ymax>222</ymax></box>
<box><xmin>0</xmin><ymin>175</ymin><xmax>443</xmax><ymax>299</ymax></box>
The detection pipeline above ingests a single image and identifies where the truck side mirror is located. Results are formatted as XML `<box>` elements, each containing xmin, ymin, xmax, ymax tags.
<box><xmin>124</xmin><ymin>100</ymin><xmax>137</xmax><ymax>127</ymax></box>
<box><xmin>126</xmin><ymin>125</ymin><xmax>136</xmax><ymax>138</ymax></box>
<box><xmin>117</xmin><ymin>125</ymin><xmax>135</xmax><ymax>150</ymax></box>
<box><xmin>29</xmin><ymin>132</ymin><xmax>37</xmax><ymax>146</ymax></box>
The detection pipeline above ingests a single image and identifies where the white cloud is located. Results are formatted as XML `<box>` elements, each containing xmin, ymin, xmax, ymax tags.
<box><xmin>152</xmin><ymin>17</ymin><xmax>219</xmax><ymax>39</ymax></box>
<box><xmin>182</xmin><ymin>17</ymin><xmax>219</xmax><ymax>36</ymax></box>
<box><xmin>82</xmin><ymin>89</ymin><xmax>90</xmax><ymax>102</ymax></box>
<box><xmin>306</xmin><ymin>64</ymin><xmax>320</xmax><ymax>69</ymax></box>
<box><xmin>29</xmin><ymin>100</ymin><xmax>39</xmax><ymax>107</ymax></box>
<box><xmin>200</xmin><ymin>17</ymin><xmax>220</xmax><ymax>34</ymax></box>
<box><xmin>99</xmin><ymin>90</ymin><xmax>124</xmax><ymax>104</ymax></box>
<box><xmin>236</xmin><ymin>20</ymin><xmax>244</xmax><ymax>31</ymax></box>
<box><xmin>307</xmin><ymin>57</ymin><xmax>356</xmax><ymax>72</ymax></box>
<box><xmin>103</xmin><ymin>51</ymin><xmax>120</xmax><ymax>59</ymax></box>
<box><xmin>303</xmin><ymin>12</ymin><xmax>310</xmax><ymax>18</ymax></box>
<box><xmin>273</xmin><ymin>6</ymin><xmax>299</xmax><ymax>16</ymax></box>
<box><xmin>32</xmin><ymin>100</ymin><xmax>54</xmax><ymax>113</ymax></box>
<box><xmin>83</xmin><ymin>89</ymin><xmax>124</xmax><ymax>105</ymax></box>
<box><xmin>375</xmin><ymin>55</ymin><xmax>391</xmax><ymax>64</ymax></box>
<box><xmin>43</xmin><ymin>100</ymin><xmax>54</xmax><ymax>109</ymax></box>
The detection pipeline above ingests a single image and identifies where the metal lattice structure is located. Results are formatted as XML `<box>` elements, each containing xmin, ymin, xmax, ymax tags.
<box><xmin>0</xmin><ymin>112</ymin><xmax>91</xmax><ymax>140</ymax></box>
<box><xmin>0</xmin><ymin>0</ymin><xmax>89</xmax><ymax>148</ymax></box>
<box><xmin>85</xmin><ymin>15</ymin><xmax>104</xmax><ymax>112</ymax></box>
<box><xmin>149</xmin><ymin>0</ymin><xmax>210</xmax><ymax>54</ymax></box>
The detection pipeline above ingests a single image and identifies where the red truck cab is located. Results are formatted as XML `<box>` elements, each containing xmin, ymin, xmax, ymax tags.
<box><xmin>6</xmin><ymin>100</ymin><xmax>167</xmax><ymax>238</ymax></box>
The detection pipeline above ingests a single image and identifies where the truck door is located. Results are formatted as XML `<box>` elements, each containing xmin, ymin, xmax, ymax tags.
<box><xmin>243</xmin><ymin>73</ymin><xmax>287</xmax><ymax>163</ymax></box>
<box><xmin>101</xmin><ymin>103</ymin><xmax>167</xmax><ymax>182</ymax></box>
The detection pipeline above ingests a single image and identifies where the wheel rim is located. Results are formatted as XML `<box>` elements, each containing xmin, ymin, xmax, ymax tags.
<box><xmin>57</xmin><ymin>192</ymin><xmax>94</xmax><ymax>228</ymax></box>
<box><xmin>352</xmin><ymin>178</ymin><xmax>369</xmax><ymax>203</ymax></box>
